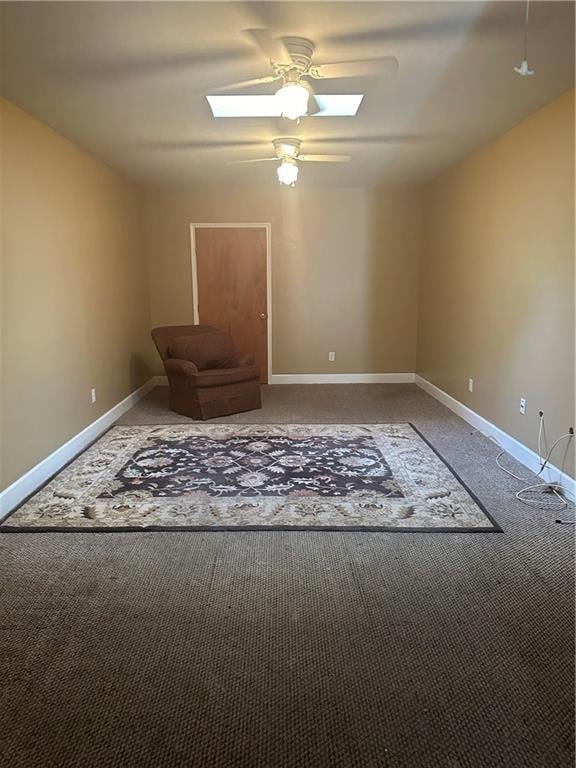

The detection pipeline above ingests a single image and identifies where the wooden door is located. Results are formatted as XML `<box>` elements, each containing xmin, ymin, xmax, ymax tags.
<box><xmin>194</xmin><ymin>226</ymin><xmax>268</xmax><ymax>383</ymax></box>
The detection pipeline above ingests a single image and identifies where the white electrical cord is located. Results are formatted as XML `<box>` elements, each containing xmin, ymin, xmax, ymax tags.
<box><xmin>514</xmin><ymin>0</ymin><xmax>535</xmax><ymax>76</ymax></box>
<box><xmin>495</xmin><ymin>412</ymin><xmax>574</xmax><ymax>509</ymax></box>
<box><xmin>522</xmin><ymin>0</ymin><xmax>530</xmax><ymax>61</ymax></box>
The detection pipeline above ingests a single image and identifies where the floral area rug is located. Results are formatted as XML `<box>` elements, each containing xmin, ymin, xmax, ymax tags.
<box><xmin>1</xmin><ymin>424</ymin><xmax>500</xmax><ymax>532</ymax></box>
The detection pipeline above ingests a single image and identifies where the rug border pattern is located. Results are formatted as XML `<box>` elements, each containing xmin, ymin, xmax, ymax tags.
<box><xmin>0</xmin><ymin>423</ymin><xmax>502</xmax><ymax>534</ymax></box>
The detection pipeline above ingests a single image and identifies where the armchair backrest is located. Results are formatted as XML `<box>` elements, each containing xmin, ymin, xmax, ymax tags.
<box><xmin>167</xmin><ymin>332</ymin><xmax>237</xmax><ymax>371</ymax></box>
<box><xmin>151</xmin><ymin>325</ymin><xmax>217</xmax><ymax>363</ymax></box>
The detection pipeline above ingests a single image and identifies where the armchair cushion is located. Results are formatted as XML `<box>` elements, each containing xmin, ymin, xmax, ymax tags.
<box><xmin>168</xmin><ymin>332</ymin><xmax>236</xmax><ymax>371</ymax></box>
<box><xmin>236</xmin><ymin>354</ymin><xmax>256</xmax><ymax>367</ymax></box>
<box><xmin>191</xmin><ymin>365</ymin><xmax>260</xmax><ymax>388</ymax></box>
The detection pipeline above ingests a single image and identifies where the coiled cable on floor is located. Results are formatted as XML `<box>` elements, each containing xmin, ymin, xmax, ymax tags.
<box><xmin>495</xmin><ymin>412</ymin><xmax>573</xmax><ymax>510</ymax></box>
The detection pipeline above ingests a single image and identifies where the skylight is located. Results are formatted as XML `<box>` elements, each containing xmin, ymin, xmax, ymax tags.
<box><xmin>206</xmin><ymin>94</ymin><xmax>364</xmax><ymax>118</ymax></box>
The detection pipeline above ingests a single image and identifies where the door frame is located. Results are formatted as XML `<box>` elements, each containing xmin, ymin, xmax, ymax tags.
<box><xmin>189</xmin><ymin>222</ymin><xmax>272</xmax><ymax>384</ymax></box>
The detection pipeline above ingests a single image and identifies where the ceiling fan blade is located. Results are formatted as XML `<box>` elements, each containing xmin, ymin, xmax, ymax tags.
<box><xmin>213</xmin><ymin>74</ymin><xmax>282</xmax><ymax>92</ymax></box>
<box><xmin>243</xmin><ymin>28</ymin><xmax>291</xmax><ymax>65</ymax></box>
<box><xmin>307</xmin><ymin>134</ymin><xmax>433</xmax><ymax>147</ymax></box>
<box><xmin>298</xmin><ymin>155</ymin><xmax>351</xmax><ymax>163</ymax></box>
<box><xmin>304</xmin><ymin>81</ymin><xmax>321</xmax><ymax>116</ymax></box>
<box><xmin>241</xmin><ymin>0</ymin><xmax>287</xmax><ymax>31</ymax></box>
<box><xmin>307</xmin><ymin>96</ymin><xmax>321</xmax><ymax>116</ymax></box>
<box><xmin>310</xmin><ymin>57</ymin><xmax>399</xmax><ymax>80</ymax></box>
<box><xmin>50</xmin><ymin>49</ymin><xmax>253</xmax><ymax>82</ymax></box>
<box><xmin>227</xmin><ymin>157</ymin><xmax>278</xmax><ymax>165</ymax></box>
<box><xmin>135</xmin><ymin>140</ymin><xmax>268</xmax><ymax>152</ymax></box>
<box><xmin>326</xmin><ymin>12</ymin><xmax>504</xmax><ymax>47</ymax></box>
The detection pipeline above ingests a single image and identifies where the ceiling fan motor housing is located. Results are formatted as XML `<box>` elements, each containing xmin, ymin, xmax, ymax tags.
<box><xmin>273</xmin><ymin>137</ymin><xmax>302</xmax><ymax>159</ymax></box>
<box><xmin>276</xmin><ymin>37</ymin><xmax>315</xmax><ymax>74</ymax></box>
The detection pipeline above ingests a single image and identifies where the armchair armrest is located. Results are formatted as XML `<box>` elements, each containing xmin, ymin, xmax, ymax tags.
<box><xmin>165</xmin><ymin>358</ymin><xmax>198</xmax><ymax>376</ymax></box>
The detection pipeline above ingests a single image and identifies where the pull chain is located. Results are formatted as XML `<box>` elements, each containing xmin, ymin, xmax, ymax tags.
<box><xmin>514</xmin><ymin>0</ymin><xmax>535</xmax><ymax>76</ymax></box>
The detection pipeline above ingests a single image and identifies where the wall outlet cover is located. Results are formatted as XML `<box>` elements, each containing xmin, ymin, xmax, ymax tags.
<box><xmin>468</xmin><ymin>378</ymin><xmax>474</xmax><ymax>393</ymax></box>
<box><xmin>519</xmin><ymin>397</ymin><xmax>526</xmax><ymax>415</ymax></box>
<box><xmin>328</xmin><ymin>352</ymin><xmax>336</xmax><ymax>362</ymax></box>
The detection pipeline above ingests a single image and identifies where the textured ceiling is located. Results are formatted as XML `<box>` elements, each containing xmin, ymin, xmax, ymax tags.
<box><xmin>1</xmin><ymin>1</ymin><xmax>574</xmax><ymax>187</ymax></box>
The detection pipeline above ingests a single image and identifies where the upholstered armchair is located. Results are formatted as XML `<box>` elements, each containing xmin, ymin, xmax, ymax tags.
<box><xmin>151</xmin><ymin>325</ymin><xmax>262</xmax><ymax>420</ymax></box>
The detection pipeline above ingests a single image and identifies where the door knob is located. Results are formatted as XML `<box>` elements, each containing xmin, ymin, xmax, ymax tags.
<box><xmin>259</xmin><ymin>313</ymin><xmax>267</xmax><ymax>320</ymax></box>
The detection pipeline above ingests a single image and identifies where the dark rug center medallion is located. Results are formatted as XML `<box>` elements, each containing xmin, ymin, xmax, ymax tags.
<box><xmin>103</xmin><ymin>434</ymin><xmax>404</xmax><ymax>500</ymax></box>
<box><xmin>1</xmin><ymin>424</ymin><xmax>500</xmax><ymax>532</ymax></box>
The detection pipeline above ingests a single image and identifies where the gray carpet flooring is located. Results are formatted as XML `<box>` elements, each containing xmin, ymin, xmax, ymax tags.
<box><xmin>1</xmin><ymin>384</ymin><xmax>574</xmax><ymax>768</ymax></box>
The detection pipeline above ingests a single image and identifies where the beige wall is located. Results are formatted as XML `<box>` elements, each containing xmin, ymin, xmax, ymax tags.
<box><xmin>2</xmin><ymin>90</ymin><xmax>573</xmax><ymax>490</ymax></box>
<box><xmin>143</xmin><ymin>185</ymin><xmax>423</xmax><ymax>376</ymax></box>
<box><xmin>1</xmin><ymin>100</ymin><xmax>154</xmax><ymax>490</ymax></box>
<box><xmin>417</xmin><ymin>90</ymin><xmax>575</xmax><ymax>476</ymax></box>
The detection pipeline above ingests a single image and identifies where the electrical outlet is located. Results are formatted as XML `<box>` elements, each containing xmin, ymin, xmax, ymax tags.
<box><xmin>519</xmin><ymin>397</ymin><xmax>526</xmax><ymax>415</ymax></box>
<box><xmin>468</xmin><ymin>378</ymin><xmax>474</xmax><ymax>393</ymax></box>
<box><xmin>328</xmin><ymin>352</ymin><xmax>336</xmax><ymax>362</ymax></box>
<box><xmin>91</xmin><ymin>388</ymin><xmax>97</xmax><ymax>404</ymax></box>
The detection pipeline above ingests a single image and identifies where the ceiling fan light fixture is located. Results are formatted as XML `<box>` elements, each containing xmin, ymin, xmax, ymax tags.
<box><xmin>277</xmin><ymin>158</ymin><xmax>299</xmax><ymax>186</ymax></box>
<box><xmin>275</xmin><ymin>82</ymin><xmax>309</xmax><ymax>120</ymax></box>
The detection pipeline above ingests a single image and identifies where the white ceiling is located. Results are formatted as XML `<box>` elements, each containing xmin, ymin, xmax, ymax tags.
<box><xmin>1</xmin><ymin>1</ymin><xmax>574</xmax><ymax>187</ymax></box>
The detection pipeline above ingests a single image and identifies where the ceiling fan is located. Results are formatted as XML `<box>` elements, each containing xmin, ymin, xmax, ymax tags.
<box><xmin>227</xmin><ymin>137</ymin><xmax>350</xmax><ymax>186</ymax></box>
<box><xmin>215</xmin><ymin>30</ymin><xmax>398</xmax><ymax>120</ymax></box>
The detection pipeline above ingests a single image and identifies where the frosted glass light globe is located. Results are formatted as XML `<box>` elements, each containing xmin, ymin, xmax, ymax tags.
<box><xmin>277</xmin><ymin>159</ymin><xmax>299</xmax><ymax>186</ymax></box>
<box><xmin>275</xmin><ymin>83</ymin><xmax>309</xmax><ymax>121</ymax></box>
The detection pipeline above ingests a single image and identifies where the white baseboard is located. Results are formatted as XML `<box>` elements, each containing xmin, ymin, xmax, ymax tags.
<box><xmin>415</xmin><ymin>375</ymin><xmax>575</xmax><ymax>502</ymax></box>
<box><xmin>5</xmin><ymin>372</ymin><xmax>570</xmax><ymax>520</ymax></box>
<box><xmin>0</xmin><ymin>378</ymin><xmax>158</xmax><ymax>521</ymax></box>
<box><xmin>154</xmin><ymin>373</ymin><xmax>415</xmax><ymax>386</ymax></box>
<box><xmin>270</xmin><ymin>373</ymin><xmax>415</xmax><ymax>384</ymax></box>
